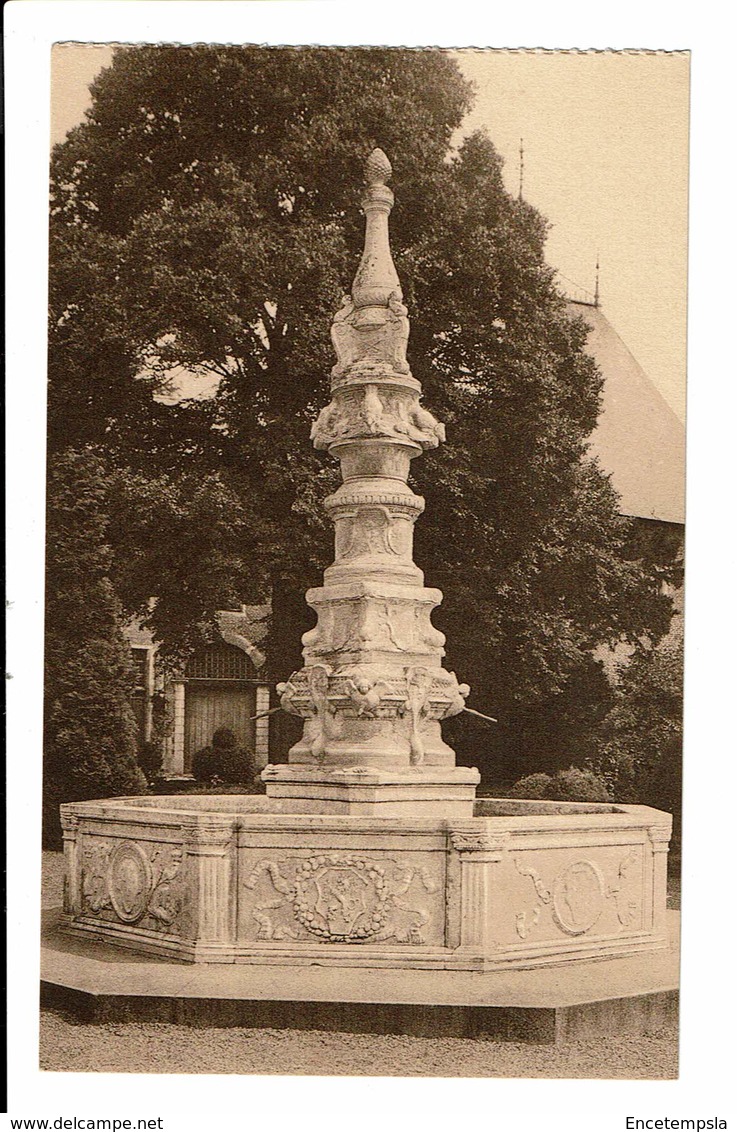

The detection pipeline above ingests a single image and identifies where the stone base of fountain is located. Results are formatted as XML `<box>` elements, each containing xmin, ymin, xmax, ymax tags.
<box><xmin>60</xmin><ymin>794</ymin><xmax>671</xmax><ymax>971</ymax></box>
<box><xmin>261</xmin><ymin>764</ymin><xmax>481</xmax><ymax>817</ymax></box>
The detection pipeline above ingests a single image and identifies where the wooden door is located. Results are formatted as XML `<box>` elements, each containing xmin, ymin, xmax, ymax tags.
<box><xmin>184</xmin><ymin>683</ymin><xmax>256</xmax><ymax>771</ymax></box>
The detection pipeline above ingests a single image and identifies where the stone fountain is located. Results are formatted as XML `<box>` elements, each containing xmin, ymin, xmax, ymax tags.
<box><xmin>59</xmin><ymin>152</ymin><xmax>672</xmax><ymax>977</ymax></box>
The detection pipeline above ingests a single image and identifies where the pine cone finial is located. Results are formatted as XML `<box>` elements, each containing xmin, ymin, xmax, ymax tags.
<box><xmin>365</xmin><ymin>148</ymin><xmax>392</xmax><ymax>186</ymax></box>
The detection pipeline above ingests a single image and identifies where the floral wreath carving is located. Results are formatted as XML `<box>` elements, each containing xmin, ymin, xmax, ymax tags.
<box><xmin>292</xmin><ymin>855</ymin><xmax>390</xmax><ymax>941</ymax></box>
<box><xmin>246</xmin><ymin>854</ymin><xmax>436</xmax><ymax>945</ymax></box>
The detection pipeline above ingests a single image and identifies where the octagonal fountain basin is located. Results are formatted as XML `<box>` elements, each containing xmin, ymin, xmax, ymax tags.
<box><xmin>59</xmin><ymin>793</ymin><xmax>671</xmax><ymax>970</ymax></box>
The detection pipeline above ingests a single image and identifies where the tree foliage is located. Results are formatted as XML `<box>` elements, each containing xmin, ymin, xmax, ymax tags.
<box><xmin>48</xmin><ymin>46</ymin><xmax>678</xmax><ymax>784</ymax></box>
<box><xmin>590</xmin><ymin>618</ymin><xmax>683</xmax><ymax>834</ymax></box>
<box><xmin>44</xmin><ymin>450</ymin><xmax>148</xmax><ymax>845</ymax></box>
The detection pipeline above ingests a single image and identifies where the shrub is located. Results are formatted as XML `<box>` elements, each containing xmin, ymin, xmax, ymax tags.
<box><xmin>510</xmin><ymin>766</ymin><xmax>612</xmax><ymax>803</ymax></box>
<box><xmin>136</xmin><ymin>740</ymin><xmax>163</xmax><ymax>785</ymax></box>
<box><xmin>508</xmin><ymin>773</ymin><xmax>554</xmax><ymax>800</ymax></box>
<box><xmin>213</xmin><ymin>726</ymin><xmax>237</xmax><ymax>749</ymax></box>
<box><xmin>192</xmin><ymin>727</ymin><xmax>258</xmax><ymax>786</ymax></box>
<box><xmin>553</xmin><ymin>766</ymin><xmax>613</xmax><ymax>802</ymax></box>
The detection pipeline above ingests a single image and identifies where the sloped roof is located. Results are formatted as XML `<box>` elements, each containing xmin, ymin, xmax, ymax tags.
<box><xmin>569</xmin><ymin>301</ymin><xmax>685</xmax><ymax>525</ymax></box>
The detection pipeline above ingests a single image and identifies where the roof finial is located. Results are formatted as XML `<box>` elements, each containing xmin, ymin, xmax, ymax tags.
<box><xmin>594</xmin><ymin>254</ymin><xmax>600</xmax><ymax>307</ymax></box>
<box><xmin>518</xmin><ymin>138</ymin><xmax>525</xmax><ymax>201</ymax></box>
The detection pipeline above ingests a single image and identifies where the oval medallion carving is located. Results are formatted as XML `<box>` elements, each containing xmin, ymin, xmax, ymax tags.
<box><xmin>552</xmin><ymin>860</ymin><xmax>605</xmax><ymax>936</ymax></box>
<box><xmin>107</xmin><ymin>842</ymin><xmax>153</xmax><ymax>923</ymax></box>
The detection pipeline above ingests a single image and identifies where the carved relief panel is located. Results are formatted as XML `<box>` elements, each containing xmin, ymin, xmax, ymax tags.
<box><xmin>302</xmin><ymin>594</ymin><xmax>446</xmax><ymax>661</ymax></box>
<box><xmin>277</xmin><ymin>661</ymin><xmax>469</xmax><ymax>751</ymax></box>
<box><xmin>238</xmin><ymin>850</ymin><xmax>444</xmax><ymax>947</ymax></box>
<box><xmin>492</xmin><ymin>844</ymin><xmax>646</xmax><ymax>945</ymax></box>
<box><xmin>329</xmin><ymin>292</ymin><xmax>411</xmax><ymax>380</ymax></box>
<box><xmin>78</xmin><ymin>836</ymin><xmax>184</xmax><ymax>934</ymax></box>
<box><xmin>333</xmin><ymin>507</ymin><xmax>415</xmax><ymax>565</ymax></box>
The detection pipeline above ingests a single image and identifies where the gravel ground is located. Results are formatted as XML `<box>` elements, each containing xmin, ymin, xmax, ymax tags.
<box><xmin>40</xmin><ymin>852</ymin><xmax>679</xmax><ymax>1080</ymax></box>
<box><xmin>39</xmin><ymin>1011</ymin><xmax>677</xmax><ymax>1078</ymax></box>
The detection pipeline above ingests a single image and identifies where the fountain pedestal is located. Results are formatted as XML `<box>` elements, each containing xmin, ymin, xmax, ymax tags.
<box><xmin>261</xmin><ymin>765</ymin><xmax>480</xmax><ymax>817</ymax></box>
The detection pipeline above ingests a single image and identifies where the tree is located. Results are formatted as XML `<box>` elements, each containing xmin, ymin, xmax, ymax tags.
<box><xmin>43</xmin><ymin>450</ymin><xmax>148</xmax><ymax>846</ymax></box>
<box><xmin>589</xmin><ymin>618</ymin><xmax>683</xmax><ymax>839</ymax></box>
<box><xmin>49</xmin><ymin>46</ymin><xmax>678</xmax><ymax>782</ymax></box>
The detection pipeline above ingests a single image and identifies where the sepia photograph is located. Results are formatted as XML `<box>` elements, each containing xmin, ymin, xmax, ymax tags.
<box><xmin>36</xmin><ymin>41</ymin><xmax>687</xmax><ymax>1083</ymax></box>
<box><xmin>14</xmin><ymin>5</ymin><xmax>736</xmax><ymax>1124</ymax></box>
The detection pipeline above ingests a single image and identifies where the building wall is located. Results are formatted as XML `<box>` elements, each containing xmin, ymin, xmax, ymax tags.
<box><xmin>124</xmin><ymin>612</ymin><xmax>271</xmax><ymax>780</ymax></box>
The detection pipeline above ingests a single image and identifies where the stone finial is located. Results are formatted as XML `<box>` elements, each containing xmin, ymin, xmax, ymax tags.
<box><xmin>365</xmin><ymin>148</ymin><xmax>392</xmax><ymax>186</ymax></box>
<box><xmin>349</xmin><ymin>149</ymin><xmax>401</xmax><ymax>312</ymax></box>
<box><xmin>328</xmin><ymin>148</ymin><xmax>411</xmax><ymax>377</ymax></box>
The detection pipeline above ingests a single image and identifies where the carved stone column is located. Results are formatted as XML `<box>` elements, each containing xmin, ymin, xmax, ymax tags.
<box><xmin>264</xmin><ymin>150</ymin><xmax>478</xmax><ymax>816</ymax></box>
<box><xmin>254</xmin><ymin>684</ymin><xmax>271</xmax><ymax>768</ymax></box>
<box><xmin>449</xmin><ymin>823</ymin><xmax>511</xmax><ymax>954</ymax></box>
<box><xmin>161</xmin><ymin>678</ymin><xmax>187</xmax><ymax>779</ymax></box>
<box><xmin>647</xmin><ymin>820</ymin><xmax>672</xmax><ymax>936</ymax></box>
<box><xmin>182</xmin><ymin>815</ymin><xmax>236</xmax><ymax>958</ymax></box>
<box><xmin>59</xmin><ymin>806</ymin><xmax>80</xmax><ymax>917</ymax></box>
